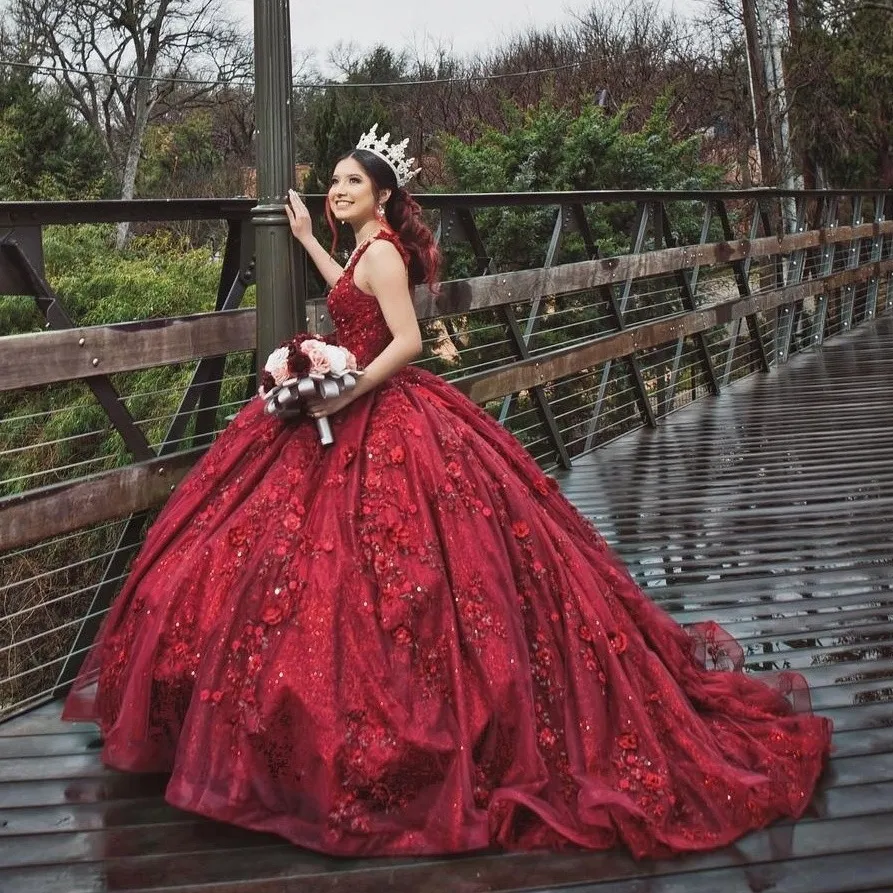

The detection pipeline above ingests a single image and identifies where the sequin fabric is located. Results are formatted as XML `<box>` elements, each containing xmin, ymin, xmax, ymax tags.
<box><xmin>64</xmin><ymin>231</ymin><xmax>832</xmax><ymax>857</ymax></box>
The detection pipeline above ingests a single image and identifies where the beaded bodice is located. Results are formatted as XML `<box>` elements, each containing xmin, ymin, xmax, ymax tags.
<box><xmin>326</xmin><ymin>230</ymin><xmax>410</xmax><ymax>368</ymax></box>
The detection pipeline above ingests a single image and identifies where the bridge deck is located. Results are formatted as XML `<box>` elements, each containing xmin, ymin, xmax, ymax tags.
<box><xmin>2</xmin><ymin>318</ymin><xmax>893</xmax><ymax>893</ymax></box>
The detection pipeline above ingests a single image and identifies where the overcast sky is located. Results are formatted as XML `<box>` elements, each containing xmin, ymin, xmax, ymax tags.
<box><xmin>228</xmin><ymin>0</ymin><xmax>705</xmax><ymax>71</ymax></box>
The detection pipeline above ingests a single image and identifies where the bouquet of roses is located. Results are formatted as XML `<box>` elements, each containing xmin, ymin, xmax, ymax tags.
<box><xmin>259</xmin><ymin>332</ymin><xmax>363</xmax><ymax>446</ymax></box>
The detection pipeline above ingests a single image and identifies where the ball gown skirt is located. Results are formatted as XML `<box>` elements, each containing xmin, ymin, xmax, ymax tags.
<box><xmin>64</xmin><ymin>231</ymin><xmax>832</xmax><ymax>858</ymax></box>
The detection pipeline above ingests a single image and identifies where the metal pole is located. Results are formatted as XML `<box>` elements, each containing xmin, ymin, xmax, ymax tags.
<box><xmin>742</xmin><ymin>0</ymin><xmax>775</xmax><ymax>185</ymax></box>
<box><xmin>744</xmin><ymin>0</ymin><xmax>802</xmax><ymax>227</ymax></box>
<box><xmin>757</xmin><ymin>0</ymin><xmax>802</xmax><ymax>231</ymax></box>
<box><xmin>252</xmin><ymin>0</ymin><xmax>304</xmax><ymax>368</ymax></box>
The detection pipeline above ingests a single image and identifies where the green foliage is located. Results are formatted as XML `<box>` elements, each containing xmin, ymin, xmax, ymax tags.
<box><xmin>790</xmin><ymin>2</ymin><xmax>893</xmax><ymax>187</ymax></box>
<box><xmin>0</xmin><ymin>71</ymin><xmax>109</xmax><ymax>200</ymax></box>
<box><xmin>44</xmin><ymin>224</ymin><xmax>227</xmax><ymax>324</ymax></box>
<box><xmin>305</xmin><ymin>92</ymin><xmax>395</xmax><ymax>194</ymax></box>
<box><xmin>445</xmin><ymin>95</ymin><xmax>713</xmax><ymax>194</ymax></box>
<box><xmin>301</xmin><ymin>46</ymin><xmax>408</xmax><ymax>193</ymax></box>
<box><xmin>137</xmin><ymin>112</ymin><xmax>223</xmax><ymax>197</ymax></box>
<box><xmin>441</xmin><ymin>96</ymin><xmax>722</xmax><ymax>272</ymax></box>
<box><xmin>0</xmin><ymin>224</ymin><xmax>253</xmax><ymax>497</ymax></box>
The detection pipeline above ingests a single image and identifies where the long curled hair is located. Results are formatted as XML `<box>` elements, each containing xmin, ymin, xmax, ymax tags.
<box><xmin>325</xmin><ymin>148</ymin><xmax>440</xmax><ymax>290</ymax></box>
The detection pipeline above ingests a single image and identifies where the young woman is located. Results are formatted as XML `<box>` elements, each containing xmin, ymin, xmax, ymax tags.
<box><xmin>65</xmin><ymin>127</ymin><xmax>832</xmax><ymax>858</ymax></box>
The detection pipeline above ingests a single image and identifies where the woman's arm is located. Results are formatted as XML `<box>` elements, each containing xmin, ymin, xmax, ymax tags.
<box><xmin>306</xmin><ymin>240</ymin><xmax>422</xmax><ymax>418</ymax></box>
<box><xmin>284</xmin><ymin>190</ymin><xmax>344</xmax><ymax>289</ymax></box>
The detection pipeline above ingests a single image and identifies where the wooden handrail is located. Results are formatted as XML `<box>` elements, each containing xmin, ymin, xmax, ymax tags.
<box><xmin>4</xmin><ymin>220</ymin><xmax>891</xmax><ymax>392</ymax></box>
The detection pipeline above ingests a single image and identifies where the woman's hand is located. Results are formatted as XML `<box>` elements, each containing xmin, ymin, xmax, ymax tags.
<box><xmin>305</xmin><ymin>390</ymin><xmax>355</xmax><ymax>420</ymax></box>
<box><xmin>284</xmin><ymin>190</ymin><xmax>344</xmax><ymax>288</ymax></box>
<box><xmin>285</xmin><ymin>189</ymin><xmax>312</xmax><ymax>243</ymax></box>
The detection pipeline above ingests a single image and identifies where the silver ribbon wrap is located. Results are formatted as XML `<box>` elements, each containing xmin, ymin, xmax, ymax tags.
<box><xmin>262</xmin><ymin>372</ymin><xmax>361</xmax><ymax>446</ymax></box>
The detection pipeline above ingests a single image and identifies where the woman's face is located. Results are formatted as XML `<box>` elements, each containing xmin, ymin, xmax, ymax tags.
<box><xmin>328</xmin><ymin>156</ymin><xmax>381</xmax><ymax>226</ymax></box>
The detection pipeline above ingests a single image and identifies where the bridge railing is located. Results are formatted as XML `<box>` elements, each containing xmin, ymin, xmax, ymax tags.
<box><xmin>1</xmin><ymin>187</ymin><xmax>891</xmax><ymax>720</ymax></box>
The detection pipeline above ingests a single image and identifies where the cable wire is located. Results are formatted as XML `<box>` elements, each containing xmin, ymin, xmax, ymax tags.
<box><xmin>0</xmin><ymin>55</ymin><xmax>598</xmax><ymax>90</ymax></box>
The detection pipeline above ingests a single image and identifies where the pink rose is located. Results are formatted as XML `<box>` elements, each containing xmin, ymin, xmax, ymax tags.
<box><xmin>299</xmin><ymin>338</ymin><xmax>326</xmax><ymax>356</ymax></box>
<box><xmin>345</xmin><ymin>351</ymin><xmax>358</xmax><ymax>372</ymax></box>
<box><xmin>306</xmin><ymin>346</ymin><xmax>331</xmax><ymax>375</ymax></box>
<box><xmin>300</xmin><ymin>339</ymin><xmax>331</xmax><ymax>375</ymax></box>
<box><xmin>263</xmin><ymin>346</ymin><xmax>291</xmax><ymax>385</ymax></box>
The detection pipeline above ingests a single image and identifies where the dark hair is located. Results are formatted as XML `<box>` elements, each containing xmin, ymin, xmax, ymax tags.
<box><xmin>325</xmin><ymin>148</ymin><xmax>440</xmax><ymax>289</ymax></box>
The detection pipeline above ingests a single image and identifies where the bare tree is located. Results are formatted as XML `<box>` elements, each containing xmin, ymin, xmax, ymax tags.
<box><xmin>296</xmin><ymin>1</ymin><xmax>745</xmax><ymax>188</ymax></box>
<box><xmin>9</xmin><ymin>0</ymin><xmax>252</xmax><ymax>246</ymax></box>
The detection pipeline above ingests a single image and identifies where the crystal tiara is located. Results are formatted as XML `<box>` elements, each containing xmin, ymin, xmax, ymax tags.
<box><xmin>355</xmin><ymin>124</ymin><xmax>420</xmax><ymax>187</ymax></box>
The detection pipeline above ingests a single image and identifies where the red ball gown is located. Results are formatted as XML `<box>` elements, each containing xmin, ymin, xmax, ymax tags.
<box><xmin>65</xmin><ymin>230</ymin><xmax>832</xmax><ymax>858</ymax></box>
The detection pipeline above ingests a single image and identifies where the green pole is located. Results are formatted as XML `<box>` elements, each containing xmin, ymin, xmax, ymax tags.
<box><xmin>252</xmin><ymin>0</ymin><xmax>306</xmax><ymax>369</ymax></box>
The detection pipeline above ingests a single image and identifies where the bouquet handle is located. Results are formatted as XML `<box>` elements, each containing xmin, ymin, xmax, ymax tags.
<box><xmin>263</xmin><ymin>372</ymin><xmax>361</xmax><ymax>446</ymax></box>
<box><xmin>316</xmin><ymin>416</ymin><xmax>334</xmax><ymax>446</ymax></box>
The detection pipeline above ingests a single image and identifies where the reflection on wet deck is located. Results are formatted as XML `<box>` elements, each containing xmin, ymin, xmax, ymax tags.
<box><xmin>2</xmin><ymin>318</ymin><xmax>893</xmax><ymax>892</ymax></box>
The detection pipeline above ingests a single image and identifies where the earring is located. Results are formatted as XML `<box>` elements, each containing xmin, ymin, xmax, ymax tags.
<box><xmin>376</xmin><ymin>203</ymin><xmax>385</xmax><ymax>220</ymax></box>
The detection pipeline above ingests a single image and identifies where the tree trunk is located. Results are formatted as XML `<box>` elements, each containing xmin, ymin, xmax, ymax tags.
<box><xmin>742</xmin><ymin>0</ymin><xmax>777</xmax><ymax>185</ymax></box>
<box><xmin>114</xmin><ymin>87</ymin><xmax>153</xmax><ymax>250</ymax></box>
<box><xmin>879</xmin><ymin>143</ymin><xmax>893</xmax><ymax>188</ymax></box>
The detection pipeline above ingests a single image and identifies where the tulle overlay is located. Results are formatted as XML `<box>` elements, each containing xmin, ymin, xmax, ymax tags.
<box><xmin>65</xmin><ymin>231</ymin><xmax>832</xmax><ymax>858</ymax></box>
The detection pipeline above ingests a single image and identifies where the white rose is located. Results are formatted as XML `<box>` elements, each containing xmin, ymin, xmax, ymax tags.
<box><xmin>323</xmin><ymin>344</ymin><xmax>348</xmax><ymax>376</ymax></box>
<box><xmin>263</xmin><ymin>346</ymin><xmax>291</xmax><ymax>385</ymax></box>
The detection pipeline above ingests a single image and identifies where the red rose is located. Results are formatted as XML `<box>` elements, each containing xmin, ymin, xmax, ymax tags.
<box><xmin>578</xmin><ymin>624</ymin><xmax>593</xmax><ymax>642</ymax></box>
<box><xmin>609</xmin><ymin>631</ymin><xmax>629</xmax><ymax>654</ymax></box>
<box><xmin>512</xmin><ymin>521</ymin><xmax>530</xmax><ymax>539</ymax></box>
<box><xmin>261</xmin><ymin>604</ymin><xmax>284</xmax><ymax>625</ymax></box>
<box><xmin>283</xmin><ymin>512</ymin><xmax>302</xmax><ymax>531</ymax></box>
<box><xmin>388</xmin><ymin>523</ymin><xmax>411</xmax><ymax>549</ymax></box>
<box><xmin>389</xmin><ymin>445</ymin><xmax>405</xmax><ymax>464</ymax></box>
<box><xmin>618</xmin><ymin>732</ymin><xmax>638</xmax><ymax>750</ymax></box>
<box><xmin>538</xmin><ymin>727</ymin><xmax>556</xmax><ymax>748</ymax></box>
<box><xmin>643</xmin><ymin>771</ymin><xmax>663</xmax><ymax>791</ymax></box>
<box><xmin>227</xmin><ymin>526</ymin><xmax>248</xmax><ymax>548</ymax></box>
<box><xmin>287</xmin><ymin>341</ymin><xmax>312</xmax><ymax>378</ymax></box>
<box><xmin>393</xmin><ymin>626</ymin><xmax>413</xmax><ymax>646</ymax></box>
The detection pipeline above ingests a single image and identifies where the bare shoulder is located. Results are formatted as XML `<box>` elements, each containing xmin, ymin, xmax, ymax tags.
<box><xmin>362</xmin><ymin>238</ymin><xmax>404</xmax><ymax>269</ymax></box>
<box><xmin>355</xmin><ymin>238</ymin><xmax>408</xmax><ymax>293</ymax></box>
